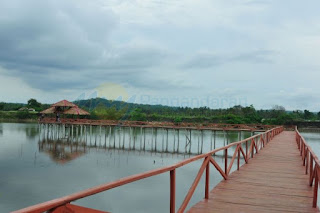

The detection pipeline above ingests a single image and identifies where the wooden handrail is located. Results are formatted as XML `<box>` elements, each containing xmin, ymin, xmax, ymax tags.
<box><xmin>12</xmin><ymin>126</ymin><xmax>284</xmax><ymax>213</ymax></box>
<box><xmin>295</xmin><ymin>128</ymin><xmax>320</xmax><ymax>208</ymax></box>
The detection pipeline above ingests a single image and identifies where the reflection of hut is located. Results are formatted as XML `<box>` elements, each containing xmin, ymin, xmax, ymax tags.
<box><xmin>39</xmin><ymin>140</ymin><xmax>85</xmax><ymax>164</ymax></box>
<box><xmin>40</xmin><ymin>100</ymin><xmax>89</xmax><ymax>120</ymax></box>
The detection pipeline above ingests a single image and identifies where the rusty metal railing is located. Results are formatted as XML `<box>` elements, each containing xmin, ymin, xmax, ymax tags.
<box><xmin>295</xmin><ymin>128</ymin><xmax>320</xmax><ymax>208</ymax></box>
<box><xmin>12</xmin><ymin>126</ymin><xmax>284</xmax><ymax>213</ymax></box>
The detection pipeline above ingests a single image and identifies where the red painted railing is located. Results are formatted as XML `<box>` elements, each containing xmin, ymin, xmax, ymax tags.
<box><xmin>13</xmin><ymin>126</ymin><xmax>284</xmax><ymax>213</ymax></box>
<box><xmin>295</xmin><ymin>128</ymin><xmax>320</xmax><ymax>208</ymax></box>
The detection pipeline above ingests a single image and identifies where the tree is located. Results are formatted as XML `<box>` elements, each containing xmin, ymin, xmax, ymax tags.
<box><xmin>130</xmin><ymin>108</ymin><xmax>147</xmax><ymax>121</ymax></box>
<box><xmin>304</xmin><ymin>110</ymin><xmax>314</xmax><ymax>120</ymax></box>
<box><xmin>27</xmin><ymin>98</ymin><xmax>42</xmax><ymax>110</ymax></box>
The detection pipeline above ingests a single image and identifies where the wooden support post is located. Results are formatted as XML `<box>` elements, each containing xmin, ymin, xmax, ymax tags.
<box><xmin>99</xmin><ymin>125</ymin><xmax>102</xmax><ymax>145</ymax></box>
<box><xmin>246</xmin><ymin>141</ymin><xmax>248</xmax><ymax>159</ymax></box>
<box><xmin>119</xmin><ymin>127</ymin><xmax>121</xmax><ymax>148</ymax></box>
<box><xmin>205</xmin><ymin>159</ymin><xmax>210</xmax><ymax>199</ymax></box>
<box><xmin>177</xmin><ymin>129</ymin><xmax>180</xmax><ymax>153</ymax></box>
<box><xmin>166</xmin><ymin>129</ymin><xmax>169</xmax><ymax>152</ymax></box>
<box><xmin>133</xmin><ymin>128</ymin><xmax>136</xmax><ymax>150</ymax></box>
<box><xmin>170</xmin><ymin>169</ymin><xmax>176</xmax><ymax>213</ymax></box>
<box><xmin>306</xmin><ymin>150</ymin><xmax>309</xmax><ymax>175</ymax></box>
<box><xmin>104</xmin><ymin>127</ymin><xmax>107</xmax><ymax>147</ymax></box>
<box><xmin>185</xmin><ymin>129</ymin><xmax>187</xmax><ymax>153</ymax></box>
<box><xmin>197</xmin><ymin>131</ymin><xmax>200</xmax><ymax>154</ymax></box>
<box><xmin>129</xmin><ymin>127</ymin><xmax>131</xmax><ymax>149</ymax></box>
<box><xmin>162</xmin><ymin>128</ymin><xmax>165</xmax><ymax>152</ymax></box>
<box><xmin>122</xmin><ymin>127</ymin><xmax>125</xmax><ymax>149</ymax></box>
<box><xmin>90</xmin><ymin>125</ymin><xmax>92</xmax><ymax>144</ymax></box>
<box><xmin>214</xmin><ymin>130</ymin><xmax>216</xmax><ymax>155</ymax></box>
<box><xmin>151</xmin><ymin>128</ymin><xmax>154</xmax><ymax>151</ymax></box>
<box><xmin>313</xmin><ymin>168</ymin><xmax>318</xmax><ymax>208</ymax></box>
<box><xmin>225</xmin><ymin>148</ymin><xmax>228</xmax><ymax>175</ymax></box>
<box><xmin>173</xmin><ymin>129</ymin><xmax>176</xmax><ymax>153</ymax></box>
<box><xmin>114</xmin><ymin>127</ymin><xmax>116</xmax><ymax>148</ymax></box>
<box><xmin>155</xmin><ymin>128</ymin><xmax>157</xmax><ymax>152</ymax></box>
<box><xmin>108</xmin><ymin>126</ymin><xmax>112</xmax><ymax>148</ymax></box>
<box><xmin>237</xmin><ymin>146</ymin><xmax>240</xmax><ymax>170</ymax></box>
<box><xmin>310</xmin><ymin>155</ymin><xmax>314</xmax><ymax>186</ymax></box>
<box><xmin>140</xmin><ymin>127</ymin><xmax>143</xmax><ymax>150</ymax></box>
<box><xmin>210</xmin><ymin>131</ymin><xmax>213</xmax><ymax>151</ymax></box>
<box><xmin>201</xmin><ymin>130</ymin><xmax>203</xmax><ymax>154</ymax></box>
<box><xmin>189</xmin><ymin>130</ymin><xmax>192</xmax><ymax>154</ymax></box>
<box><xmin>143</xmin><ymin>128</ymin><xmax>146</xmax><ymax>151</ymax></box>
<box><xmin>71</xmin><ymin>125</ymin><xmax>74</xmax><ymax>141</ymax></box>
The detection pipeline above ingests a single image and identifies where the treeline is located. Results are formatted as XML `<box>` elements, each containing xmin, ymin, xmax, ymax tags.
<box><xmin>75</xmin><ymin>98</ymin><xmax>320</xmax><ymax>125</ymax></box>
<box><xmin>0</xmin><ymin>99</ymin><xmax>50</xmax><ymax>121</ymax></box>
<box><xmin>0</xmin><ymin>99</ymin><xmax>50</xmax><ymax>112</ymax></box>
<box><xmin>1</xmin><ymin>98</ymin><xmax>320</xmax><ymax>125</ymax></box>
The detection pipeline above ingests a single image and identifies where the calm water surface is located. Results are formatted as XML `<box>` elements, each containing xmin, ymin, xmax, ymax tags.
<box><xmin>0</xmin><ymin>123</ymin><xmax>252</xmax><ymax>212</ymax></box>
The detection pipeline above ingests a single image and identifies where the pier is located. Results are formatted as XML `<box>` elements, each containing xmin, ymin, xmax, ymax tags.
<box><xmin>38</xmin><ymin>118</ymin><xmax>275</xmax><ymax>155</ymax></box>
<box><xmin>12</xmin><ymin>126</ymin><xmax>320</xmax><ymax>213</ymax></box>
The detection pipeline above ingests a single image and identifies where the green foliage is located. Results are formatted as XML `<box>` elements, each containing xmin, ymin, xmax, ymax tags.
<box><xmin>27</xmin><ymin>98</ymin><xmax>42</xmax><ymax>110</ymax></box>
<box><xmin>0</xmin><ymin>111</ymin><xmax>38</xmax><ymax>120</ymax></box>
<box><xmin>173</xmin><ymin>116</ymin><xmax>182</xmax><ymax>124</ymax></box>
<box><xmin>93</xmin><ymin>103</ymin><xmax>126</xmax><ymax>120</ymax></box>
<box><xmin>130</xmin><ymin>108</ymin><xmax>147</xmax><ymax>121</ymax></box>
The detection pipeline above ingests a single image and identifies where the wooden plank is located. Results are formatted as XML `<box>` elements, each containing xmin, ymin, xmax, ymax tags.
<box><xmin>52</xmin><ymin>204</ymin><xmax>109</xmax><ymax>213</ymax></box>
<box><xmin>189</xmin><ymin>131</ymin><xmax>320</xmax><ymax>213</ymax></box>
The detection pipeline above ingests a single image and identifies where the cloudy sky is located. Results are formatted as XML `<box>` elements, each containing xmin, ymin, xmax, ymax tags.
<box><xmin>0</xmin><ymin>0</ymin><xmax>320</xmax><ymax>110</ymax></box>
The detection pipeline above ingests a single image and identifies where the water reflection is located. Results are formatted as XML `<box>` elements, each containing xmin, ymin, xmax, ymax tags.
<box><xmin>38</xmin><ymin>123</ymin><xmax>253</xmax><ymax>157</ymax></box>
<box><xmin>39</xmin><ymin>139</ymin><xmax>85</xmax><ymax>164</ymax></box>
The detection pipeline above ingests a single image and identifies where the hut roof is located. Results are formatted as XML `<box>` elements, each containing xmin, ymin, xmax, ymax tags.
<box><xmin>40</xmin><ymin>106</ymin><xmax>56</xmax><ymax>114</ymax></box>
<box><xmin>51</xmin><ymin>100</ymin><xmax>76</xmax><ymax>107</ymax></box>
<box><xmin>63</xmin><ymin>107</ymin><xmax>90</xmax><ymax>115</ymax></box>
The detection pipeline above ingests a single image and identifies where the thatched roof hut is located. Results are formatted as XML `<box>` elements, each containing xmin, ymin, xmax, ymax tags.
<box><xmin>63</xmin><ymin>107</ymin><xmax>90</xmax><ymax>115</ymax></box>
<box><xmin>40</xmin><ymin>100</ymin><xmax>89</xmax><ymax>116</ymax></box>
<box><xmin>41</xmin><ymin>106</ymin><xmax>56</xmax><ymax>114</ymax></box>
<box><xmin>51</xmin><ymin>100</ymin><xmax>76</xmax><ymax>107</ymax></box>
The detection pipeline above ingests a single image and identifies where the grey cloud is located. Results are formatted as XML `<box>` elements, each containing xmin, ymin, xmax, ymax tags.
<box><xmin>182</xmin><ymin>50</ymin><xmax>275</xmax><ymax>69</ymax></box>
<box><xmin>0</xmin><ymin>0</ymin><xmax>173</xmax><ymax>92</ymax></box>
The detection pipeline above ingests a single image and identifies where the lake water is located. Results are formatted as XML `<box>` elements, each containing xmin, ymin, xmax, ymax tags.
<box><xmin>4</xmin><ymin>123</ymin><xmax>319</xmax><ymax>212</ymax></box>
<box><xmin>300</xmin><ymin>130</ymin><xmax>320</xmax><ymax>207</ymax></box>
<box><xmin>0</xmin><ymin>122</ymin><xmax>254</xmax><ymax>213</ymax></box>
<box><xmin>300</xmin><ymin>131</ymin><xmax>320</xmax><ymax>158</ymax></box>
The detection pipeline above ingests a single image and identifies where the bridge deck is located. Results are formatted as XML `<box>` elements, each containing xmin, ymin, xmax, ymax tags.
<box><xmin>189</xmin><ymin>131</ymin><xmax>320</xmax><ymax>213</ymax></box>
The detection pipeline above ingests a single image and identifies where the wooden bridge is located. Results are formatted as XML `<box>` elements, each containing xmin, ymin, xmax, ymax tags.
<box><xmin>12</xmin><ymin>127</ymin><xmax>320</xmax><ymax>213</ymax></box>
<box><xmin>189</xmin><ymin>131</ymin><xmax>319</xmax><ymax>213</ymax></box>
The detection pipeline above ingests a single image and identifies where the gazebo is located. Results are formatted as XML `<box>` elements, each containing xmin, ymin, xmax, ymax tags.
<box><xmin>40</xmin><ymin>100</ymin><xmax>89</xmax><ymax>120</ymax></box>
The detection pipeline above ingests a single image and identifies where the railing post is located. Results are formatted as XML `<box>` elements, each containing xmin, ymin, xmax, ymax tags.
<box><xmin>245</xmin><ymin>141</ymin><xmax>248</xmax><ymax>158</ymax></box>
<box><xmin>313</xmin><ymin>167</ymin><xmax>318</xmax><ymax>208</ymax></box>
<box><xmin>205</xmin><ymin>159</ymin><xmax>210</xmax><ymax>199</ymax></box>
<box><xmin>237</xmin><ymin>147</ymin><xmax>240</xmax><ymax>170</ymax></box>
<box><xmin>251</xmin><ymin>139</ymin><xmax>254</xmax><ymax>159</ymax></box>
<box><xmin>310</xmin><ymin>155</ymin><xmax>314</xmax><ymax>186</ymax></box>
<box><xmin>303</xmin><ymin>144</ymin><xmax>306</xmax><ymax>165</ymax></box>
<box><xmin>306</xmin><ymin>150</ymin><xmax>309</xmax><ymax>175</ymax></box>
<box><xmin>170</xmin><ymin>169</ymin><xmax>176</xmax><ymax>213</ymax></box>
<box><xmin>225</xmin><ymin>149</ymin><xmax>228</xmax><ymax>176</ymax></box>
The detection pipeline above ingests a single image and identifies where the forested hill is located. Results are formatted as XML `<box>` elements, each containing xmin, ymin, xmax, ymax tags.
<box><xmin>1</xmin><ymin>98</ymin><xmax>319</xmax><ymax>125</ymax></box>
<box><xmin>74</xmin><ymin>98</ymin><xmax>319</xmax><ymax>125</ymax></box>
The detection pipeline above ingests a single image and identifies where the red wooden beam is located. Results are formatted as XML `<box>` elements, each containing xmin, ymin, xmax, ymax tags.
<box><xmin>170</xmin><ymin>169</ymin><xmax>176</xmax><ymax>213</ymax></box>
